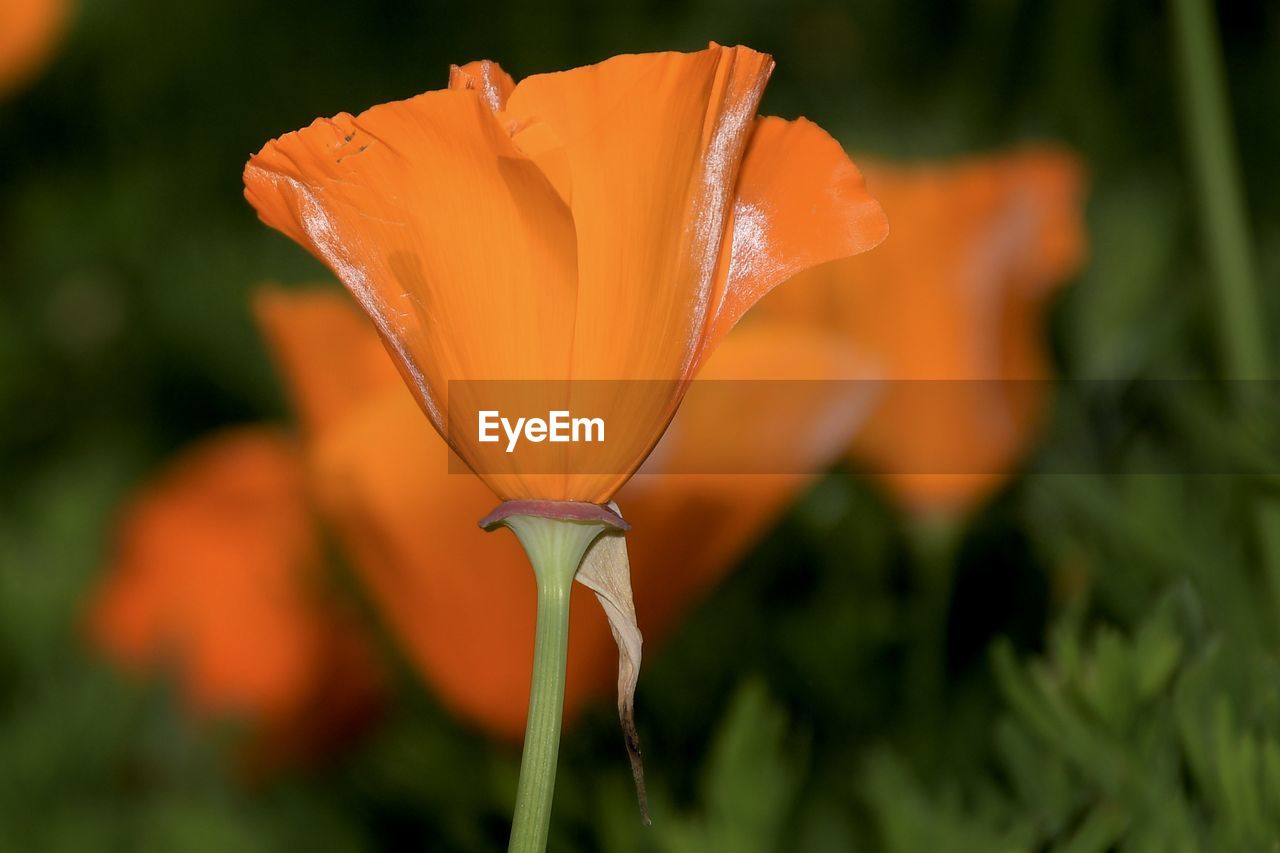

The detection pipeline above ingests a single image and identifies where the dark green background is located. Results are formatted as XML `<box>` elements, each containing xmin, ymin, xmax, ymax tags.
<box><xmin>2</xmin><ymin>0</ymin><xmax>1279</xmax><ymax>849</ymax></box>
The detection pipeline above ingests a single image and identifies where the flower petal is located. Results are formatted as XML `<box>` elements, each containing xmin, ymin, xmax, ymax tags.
<box><xmin>0</xmin><ymin>0</ymin><xmax>70</xmax><ymax>97</ymax></box>
<box><xmin>253</xmin><ymin>286</ymin><xmax>403</xmax><ymax>438</ymax></box>
<box><xmin>697</xmin><ymin>116</ymin><xmax>888</xmax><ymax>363</ymax></box>
<box><xmin>1000</xmin><ymin>148</ymin><xmax>1088</xmax><ymax>298</ymax></box>
<box><xmin>243</xmin><ymin>88</ymin><xmax>579</xmax><ymax>439</ymax></box>
<box><xmin>309</xmin><ymin>387</ymin><xmax>617</xmax><ymax>739</ymax></box>
<box><xmin>639</xmin><ymin>321</ymin><xmax>878</xmax><ymax>475</ymax></box>
<box><xmin>619</xmin><ymin>322</ymin><xmax>877</xmax><ymax>652</ymax></box>
<box><xmin>498</xmin><ymin>44</ymin><xmax>774</xmax><ymax>501</ymax></box>
<box><xmin>755</xmin><ymin>146</ymin><xmax>1086</xmax><ymax>514</ymax></box>
<box><xmin>505</xmin><ymin>45</ymin><xmax>772</xmax><ymax>382</ymax></box>
<box><xmin>448</xmin><ymin>60</ymin><xmax>516</xmax><ymax>113</ymax></box>
<box><xmin>88</xmin><ymin>429</ymin><xmax>382</xmax><ymax>757</ymax></box>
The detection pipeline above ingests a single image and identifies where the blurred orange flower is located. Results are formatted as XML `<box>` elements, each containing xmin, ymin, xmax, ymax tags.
<box><xmin>758</xmin><ymin>146</ymin><xmax>1087</xmax><ymax>516</ymax></box>
<box><xmin>244</xmin><ymin>46</ymin><xmax>886</xmax><ymax>503</ymax></box>
<box><xmin>257</xmin><ymin>287</ymin><xmax>871</xmax><ymax>738</ymax></box>
<box><xmin>89</xmin><ymin>429</ymin><xmax>383</xmax><ymax>766</ymax></box>
<box><xmin>0</xmin><ymin>0</ymin><xmax>71</xmax><ymax>97</ymax></box>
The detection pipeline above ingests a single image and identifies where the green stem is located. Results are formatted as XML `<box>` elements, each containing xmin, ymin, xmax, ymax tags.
<box><xmin>1170</xmin><ymin>0</ymin><xmax>1266</xmax><ymax>380</ymax></box>
<box><xmin>500</xmin><ymin>515</ymin><xmax>612</xmax><ymax>853</ymax></box>
<box><xmin>1170</xmin><ymin>0</ymin><xmax>1280</xmax><ymax>632</ymax></box>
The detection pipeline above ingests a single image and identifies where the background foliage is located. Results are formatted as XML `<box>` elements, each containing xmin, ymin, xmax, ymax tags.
<box><xmin>2</xmin><ymin>0</ymin><xmax>1279</xmax><ymax>849</ymax></box>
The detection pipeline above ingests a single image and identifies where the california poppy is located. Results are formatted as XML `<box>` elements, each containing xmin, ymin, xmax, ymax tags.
<box><xmin>89</xmin><ymin>428</ymin><xmax>383</xmax><ymax>769</ymax></box>
<box><xmin>243</xmin><ymin>45</ymin><xmax>887</xmax><ymax>503</ymax></box>
<box><xmin>756</xmin><ymin>146</ymin><xmax>1086</xmax><ymax>517</ymax></box>
<box><xmin>246</xmin><ymin>47</ymin><xmax>885</xmax><ymax>847</ymax></box>
<box><xmin>0</xmin><ymin>0</ymin><xmax>70</xmax><ymax>97</ymax></box>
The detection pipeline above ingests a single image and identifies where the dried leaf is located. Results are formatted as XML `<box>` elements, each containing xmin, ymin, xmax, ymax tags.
<box><xmin>576</xmin><ymin>502</ymin><xmax>650</xmax><ymax>825</ymax></box>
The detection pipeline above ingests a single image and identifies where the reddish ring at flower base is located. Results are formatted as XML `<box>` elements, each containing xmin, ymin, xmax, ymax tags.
<box><xmin>478</xmin><ymin>500</ymin><xmax>631</xmax><ymax>532</ymax></box>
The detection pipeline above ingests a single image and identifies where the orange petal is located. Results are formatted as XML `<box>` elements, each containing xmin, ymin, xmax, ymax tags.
<box><xmin>253</xmin><ymin>286</ymin><xmax>403</xmax><ymax>438</ymax></box>
<box><xmin>448</xmin><ymin>60</ymin><xmax>517</xmax><ymax>113</ymax></box>
<box><xmin>243</xmin><ymin>88</ymin><xmax>579</xmax><ymax>451</ymax></box>
<box><xmin>641</xmin><ymin>321</ymin><xmax>877</xmax><ymax>475</ymax></box>
<box><xmin>757</xmin><ymin>146</ymin><xmax>1087</xmax><ymax>515</ymax></box>
<box><xmin>1001</xmin><ymin>148</ymin><xmax>1088</xmax><ymax>298</ymax></box>
<box><xmin>505</xmin><ymin>45</ymin><xmax>773</xmax><ymax>379</ymax></box>
<box><xmin>88</xmin><ymin>428</ymin><xmax>382</xmax><ymax>756</ymax></box>
<box><xmin>309</xmin><ymin>386</ymin><xmax>617</xmax><ymax>739</ymax></box>
<box><xmin>697</xmin><ymin>116</ymin><xmax>888</xmax><ymax>362</ymax></box>
<box><xmin>487</xmin><ymin>46</ymin><xmax>772</xmax><ymax>499</ymax></box>
<box><xmin>0</xmin><ymin>0</ymin><xmax>70</xmax><ymax>97</ymax></box>
<box><xmin>620</xmin><ymin>321</ymin><xmax>878</xmax><ymax>658</ymax></box>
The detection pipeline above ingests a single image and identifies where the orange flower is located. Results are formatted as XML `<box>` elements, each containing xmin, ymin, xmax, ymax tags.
<box><xmin>255</xmin><ymin>286</ymin><xmax>871</xmax><ymax>738</ymax></box>
<box><xmin>757</xmin><ymin>146</ymin><xmax>1086</xmax><ymax>516</ymax></box>
<box><xmin>244</xmin><ymin>46</ymin><xmax>886</xmax><ymax>503</ymax></box>
<box><xmin>89</xmin><ymin>429</ymin><xmax>383</xmax><ymax>766</ymax></box>
<box><xmin>0</xmin><ymin>0</ymin><xmax>70</xmax><ymax>97</ymax></box>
